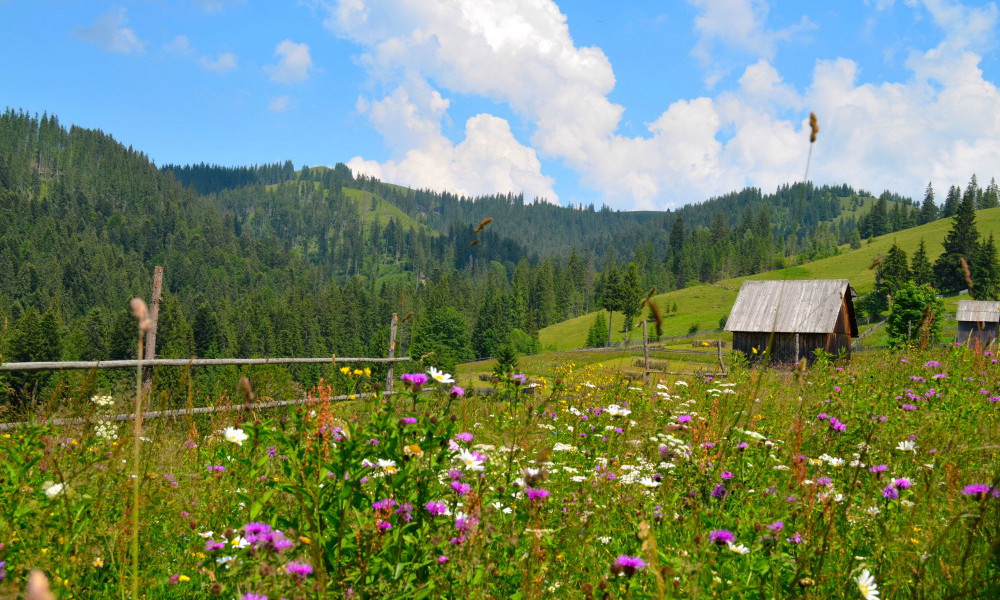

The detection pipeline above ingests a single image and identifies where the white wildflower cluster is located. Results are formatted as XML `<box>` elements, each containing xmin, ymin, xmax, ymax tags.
<box><xmin>604</xmin><ymin>404</ymin><xmax>631</xmax><ymax>417</ymax></box>
<box><xmin>94</xmin><ymin>419</ymin><xmax>118</xmax><ymax>442</ymax></box>
<box><xmin>90</xmin><ymin>395</ymin><xmax>114</xmax><ymax>407</ymax></box>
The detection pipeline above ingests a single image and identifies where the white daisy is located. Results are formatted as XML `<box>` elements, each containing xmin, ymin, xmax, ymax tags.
<box><xmin>456</xmin><ymin>449</ymin><xmax>485</xmax><ymax>471</ymax></box>
<box><xmin>223</xmin><ymin>427</ymin><xmax>248</xmax><ymax>446</ymax></box>
<box><xmin>728</xmin><ymin>543</ymin><xmax>750</xmax><ymax>554</ymax></box>
<box><xmin>605</xmin><ymin>404</ymin><xmax>632</xmax><ymax>417</ymax></box>
<box><xmin>639</xmin><ymin>477</ymin><xmax>661</xmax><ymax>488</ymax></box>
<box><xmin>855</xmin><ymin>569</ymin><xmax>880</xmax><ymax>600</ymax></box>
<box><xmin>896</xmin><ymin>440</ymin><xmax>917</xmax><ymax>453</ymax></box>
<box><xmin>43</xmin><ymin>482</ymin><xmax>65</xmax><ymax>498</ymax></box>
<box><xmin>428</xmin><ymin>366</ymin><xmax>455</xmax><ymax>384</ymax></box>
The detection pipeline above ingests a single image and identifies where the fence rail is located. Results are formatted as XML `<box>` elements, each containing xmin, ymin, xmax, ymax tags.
<box><xmin>0</xmin><ymin>356</ymin><xmax>411</xmax><ymax>372</ymax></box>
<box><xmin>0</xmin><ymin>390</ymin><xmax>401</xmax><ymax>431</ymax></box>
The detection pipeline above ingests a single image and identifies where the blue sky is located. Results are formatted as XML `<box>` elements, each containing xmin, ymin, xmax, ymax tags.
<box><xmin>2</xmin><ymin>1</ymin><xmax>999</xmax><ymax>210</ymax></box>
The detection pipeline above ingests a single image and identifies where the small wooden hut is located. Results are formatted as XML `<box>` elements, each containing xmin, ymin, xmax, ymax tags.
<box><xmin>725</xmin><ymin>279</ymin><xmax>858</xmax><ymax>363</ymax></box>
<box><xmin>956</xmin><ymin>300</ymin><xmax>1000</xmax><ymax>348</ymax></box>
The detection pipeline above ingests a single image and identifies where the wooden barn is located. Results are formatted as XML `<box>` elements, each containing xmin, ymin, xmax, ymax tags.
<box><xmin>725</xmin><ymin>279</ymin><xmax>858</xmax><ymax>363</ymax></box>
<box><xmin>956</xmin><ymin>300</ymin><xmax>1000</xmax><ymax>349</ymax></box>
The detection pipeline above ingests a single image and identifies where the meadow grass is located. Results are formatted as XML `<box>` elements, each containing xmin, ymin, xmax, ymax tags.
<box><xmin>540</xmin><ymin>207</ymin><xmax>1000</xmax><ymax>352</ymax></box>
<box><xmin>0</xmin><ymin>344</ymin><xmax>998</xmax><ymax>599</ymax></box>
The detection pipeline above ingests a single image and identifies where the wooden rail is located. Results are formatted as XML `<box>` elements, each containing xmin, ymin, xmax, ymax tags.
<box><xmin>0</xmin><ymin>356</ymin><xmax>411</xmax><ymax>372</ymax></box>
<box><xmin>0</xmin><ymin>390</ymin><xmax>403</xmax><ymax>431</ymax></box>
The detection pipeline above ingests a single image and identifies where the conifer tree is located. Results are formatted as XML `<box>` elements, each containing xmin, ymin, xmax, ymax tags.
<box><xmin>971</xmin><ymin>233</ymin><xmax>1000</xmax><ymax>300</ymax></box>
<box><xmin>919</xmin><ymin>183</ymin><xmax>938</xmax><ymax>224</ymax></box>
<box><xmin>600</xmin><ymin>268</ymin><xmax>623</xmax><ymax>346</ymax></box>
<box><xmin>585</xmin><ymin>313</ymin><xmax>608</xmax><ymax>348</ymax></box>
<box><xmin>982</xmin><ymin>178</ymin><xmax>999</xmax><ymax>209</ymax></box>
<box><xmin>934</xmin><ymin>191</ymin><xmax>980</xmax><ymax>294</ymax></box>
<box><xmin>619</xmin><ymin>263</ymin><xmax>644</xmax><ymax>341</ymax></box>
<box><xmin>910</xmin><ymin>239</ymin><xmax>934</xmax><ymax>287</ymax></box>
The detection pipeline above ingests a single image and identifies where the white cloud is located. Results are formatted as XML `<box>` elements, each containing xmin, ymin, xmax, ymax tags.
<box><xmin>687</xmin><ymin>0</ymin><xmax>813</xmax><ymax>86</ymax></box>
<box><xmin>75</xmin><ymin>8</ymin><xmax>144</xmax><ymax>54</ymax></box>
<box><xmin>265</xmin><ymin>40</ymin><xmax>314</xmax><ymax>83</ymax></box>
<box><xmin>199</xmin><ymin>52</ymin><xmax>238</xmax><ymax>72</ymax></box>
<box><xmin>269</xmin><ymin>95</ymin><xmax>292</xmax><ymax>112</ymax></box>
<box><xmin>319</xmin><ymin>0</ymin><xmax>1000</xmax><ymax>209</ymax></box>
<box><xmin>163</xmin><ymin>35</ymin><xmax>193</xmax><ymax>56</ymax></box>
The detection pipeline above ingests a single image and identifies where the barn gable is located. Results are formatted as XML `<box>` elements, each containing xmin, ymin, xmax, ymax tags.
<box><xmin>724</xmin><ymin>280</ymin><xmax>858</xmax><ymax>337</ymax></box>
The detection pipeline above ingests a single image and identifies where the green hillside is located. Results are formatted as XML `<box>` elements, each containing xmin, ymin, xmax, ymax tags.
<box><xmin>539</xmin><ymin>207</ymin><xmax>1000</xmax><ymax>350</ymax></box>
<box><xmin>342</xmin><ymin>187</ymin><xmax>434</xmax><ymax>234</ymax></box>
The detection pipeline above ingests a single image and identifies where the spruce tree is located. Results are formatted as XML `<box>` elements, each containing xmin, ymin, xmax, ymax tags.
<box><xmin>971</xmin><ymin>233</ymin><xmax>1000</xmax><ymax>300</ymax></box>
<box><xmin>910</xmin><ymin>239</ymin><xmax>934</xmax><ymax>287</ymax></box>
<box><xmin>919</xmin><ymin>182</ymin><xmax>938</xmax><ymax>224</ymax></box>
<box><xmin>933</xmin><ymin>191</ymin><xmax>980</xmax><ymax>294</ymax></box>
<box><xmin>875</xmin><ymin>242</ymin><xmax>910</xmax><ymax>301</ymax></box>
<box><xmin>619</xmin><ymin>263</ymin><xmax>644</xmax><ymax>341</ymax></box>
<box><xmin>586</xmin><ymin>313</ymin><xmax>608</xmax><ymax>348</ymax></box>
<box><xmin>941</xmin><ymin>185</ymin><xmax>961</xmax><ymax>218</ymax></box>
<box><xmin>982</xmin><ymin>178</ymin><xmax>1000</xmax><ymax>209</ymax></box>
<box><xmin>600</xmin><ymin>268</ymin><xmax>622</xmax><ymax>346</ymax></box>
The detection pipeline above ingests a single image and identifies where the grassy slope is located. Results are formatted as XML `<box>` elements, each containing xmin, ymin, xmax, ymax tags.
<box><xmin>540</xmin><ymin>207</ymin><xmax>1000</xmax><ymax>351</ymax></box>
<box><xmin>342</xmin><ymin>187</ymin><xmax>434</xmax><ymax>233</ymax></box>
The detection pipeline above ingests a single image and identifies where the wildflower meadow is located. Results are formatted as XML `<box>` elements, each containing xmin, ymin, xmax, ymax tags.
<box><xmin>0</xmin><ymin>347</ymin><xmax>998</xmax><ymax>599</ymax></box>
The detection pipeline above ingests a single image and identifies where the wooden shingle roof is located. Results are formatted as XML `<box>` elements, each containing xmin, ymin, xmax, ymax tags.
<box><xmin>724</xmin><ymin>279</ymin><xmax>858</xmax><ymax>336</ymax></box>
<box><xmin>956</xmin><ymin>300</ymin><xmax>1000</xmax><ymax>323</ymax></box>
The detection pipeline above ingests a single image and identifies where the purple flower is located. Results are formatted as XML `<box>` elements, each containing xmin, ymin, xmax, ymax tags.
<box><xmin>208</xmin><ymin>465</ymin><xmax>225</xmax><ymax>473</ymax></box>
<box><xmin>720</xmin><ymin>471</ymin><xmax>733</xmax><ymax>480</ymax></box>
<box><xmin>167</xmin><ymin>573</ymin><xmax>180</xmax><ymax>585</ymax></box>
<box><xmin>816</xmin><ymin>413</ymin><xmax>829</xmax><ymax>420</ymax></box>
<box><xmin>451</xmin><ymin>481</ymin><xmax>471</xmax><ymax>496</ymax></box>
<box><xmin>910</xmin><ymin>375</ymin><xmax>925</xmax><ymax>382</ymax></box>
<box><xmin>786</xmin><ymin>496</ymin><xmax>797</xmax><ymax>503</ymax></box>
<box><xmin>815</xmin><ymin>477</ymin><xmax>832</xmax><ymax>486</ymax></box>
<box><xmin>615</xmin><ymin>555</ymin><xmax>648</xmax><ymax>576</ymax></box>
<box><xmin>828</xmin><ymin>417</ymin><xmax>846</xmax><ymax>433</ymax></box>
<box><xmin>455</xmin><ymin>514</ymin><xmax>477</xmax><ymax>532</ymax></box>
<box><xmin>242</xmin><ymin>594</ymin><xmax>267</xmax><ymax>600</ymax></box>
<box><xmin>924</xmin><ymin>360</ymin><xmax>941</xmax><ymax>368</ymax></box>
<box><xmin>525</xmin><ymin>488</ymin><xmax>550</xmax><ymax>502</ymax></box>
<box><xmin>245</xmin><ymin>522</ymin><xmax>272</xmax><ymax>536</ymax></box>
<box><xmin>893</xmin><ymin>478</ymin><xmax>912</xmax><ymax>489</ymax></box>
<box><xmin>901</xmin><ymin>404</ymin><xmax>918</xmax><ymax>411</ymax></box>
<box><xmin>962</xmin><ymin>483</ymin><xmax>998</xmax><ymax>498</ymax></box>
<box><xmin>869</xmin><ymin>464</ymin><xmax>887</xmax><ymax>475</ymax></box>
<box><xmin>736</xmin><ymin>442</ymin><xmax>748</xmax><ymax>450</ymax></box>
<box><xmin>425</xmin><ymin>501</ymin><xmax>449</xmax><ymax>516</ymax></box>
<box><xmin>677</xmin><ymin>415</ymin><xmax>692</xmax><ymax>423</ymax></box>
<box><xmin>438</xmin><ymin>555</ymin><xmax>449</xmax><ymax>564</ymax></box>
<box><xmin>205</xmin><ymin>540</ymin><xmax>225</xmax><ymax>551</ymax></box>
<box><xmin>376</xmin><ymin>520</ymin><xmax>392</xmax><ymax>531</ymax></box>
<box><xmin>401</xmin><ymin>417</ymin><xmax>417</xmax><ymax>425</ymax></box>
<box><xmin>711</xmin><ymin>484</ymin><xmax>727</xmax><ymax>499</ymax></box>
<box><xmin>786</xmin><ymin>533</ymin><xmax>803</xmax><ymax>544</ymax></box>
<box><xmin>702</xmin><ymin>442</ymin><xmax>715</xmax><ymax>449</ymax></box>
<box><xmin>882</xmin><ymin>484</ymin><xmax>899</xmax><ymax>499</ymax></box>
<box><xmin>708</xmin><ymin>530</ymin><xmax>735</xmax><ymax>545</ymax></box>
<box><xmin>768</xmin><ymin>521</ymin><xmax>783</xmax><ymax>532</ymax></box>
<box><xmin>401</xmin><ymin>373</ymin><xmax>429</xmax><ymax>387</ymax></box>
<box><xmin>373</xmin><ymin>498</ymin><xmax>396</xmax><ymax>511</ymax></box>
<box><xmin>395</xmin><ymin>503</ymin><xmax>414</xmax><ymax>522</ymax></box>
<box><xmin>451</xmin><ymin>385</ymin><xmax>465</xmax><ymax>397</ymax></box>
<box><xmin>932</xmin><ymin>373</ymin><xmax>947</xmax><ymax>380</ymax></box>
<box><xmin>455</xmin><ymin>432</ymin><xmax>474</xmax><ymax>443</ymax></box>
<box><xmin>286</xmin><ymin>561</ymin><xmax>313</xmax><ymax>579</ymax></box>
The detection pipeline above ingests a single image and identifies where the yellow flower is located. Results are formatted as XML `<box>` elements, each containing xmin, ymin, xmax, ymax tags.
<box><xmin>339</xmin><ymin>366</ymin><xmax>351</xmax><ymax>375</ymax></box>
<box><xmin>364</xmin><ymin>367</ymin><xmax>372</xmax><ymax>376</ymax></box>
<box><xmin>300</xmin><ymin>536</ymin><xmax>312</xmax><ymax>545</ymax></box>
<box><xmin>92</xmin><ymin>557</ymin><xmax>104</xmax><ymax>567</ymax></box>
<box><xmin>353</xmin><ymin>368</ymin><xmax>364</xmax><ymax>376</ymax></box>
<box><xmin>178</xmin><ymin>575</ymin><xmax>191</xmax><ymax>582</ymax></box>
<box><xmin>404</xmin><ymin>444</ymin><xmax>424</xmax><ymax>457</ymax></box>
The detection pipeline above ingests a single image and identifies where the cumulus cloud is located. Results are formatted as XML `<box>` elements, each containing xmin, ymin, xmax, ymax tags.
<box><xmin>265</xmin><ymin>40</ymin><xmax>314</xmax><ymax>83</ymax></box>
<box><xmin>75</xmin><ymin>8</ymin><xmax>144</xmax><ymax>54</ymax></box>
<box><xmin>318</xmin><ymin>0</ymin><xmax>1000</xmax><ymax>209</ymax></box>
<box><xmin>199</xmin><ymin>52</ymin><xmax>238</xmax><ymax>72</ymax></box>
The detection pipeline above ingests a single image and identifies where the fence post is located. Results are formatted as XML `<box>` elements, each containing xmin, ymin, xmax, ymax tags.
<box><xmin>642</xmin><ymin>320</ymin><xmax>649</xmax><ymax>386</ymax></box>
<box><xmin>142</xmin><ymin>266</ymin><xmax>164</xmax><ymax>397</ymax></box>
<box><xmin>385</xmin><ymin>313</ymin><xmax>399</xmax><ymax>393</ymax></box>
<box><xmin>717</xmin><ymin>339</ymin><xmax>726</xmax><ymax>374</ymax></box>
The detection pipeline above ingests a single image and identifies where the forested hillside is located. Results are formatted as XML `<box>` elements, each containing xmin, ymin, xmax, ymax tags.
<box><xmin>1</xmin><ymin>108</ymin><xmax>995</xmax><ymax>402</ymax></box>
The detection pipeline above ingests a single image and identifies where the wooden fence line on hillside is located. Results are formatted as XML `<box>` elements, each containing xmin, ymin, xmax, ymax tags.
<box><xmin>0</xmin><ymin>356</ymin><xmax>411</xmax><ymax>372</ymax></box>
<box><xmin>0</xmin><ymin>390</ymin><xmax>402</xmax><ymax>431</ymax></box>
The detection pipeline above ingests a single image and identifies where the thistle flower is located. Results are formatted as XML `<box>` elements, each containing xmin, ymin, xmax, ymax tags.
<box><xmin>614</xmin><ymin>555</ymin><xmax>647</xmax><ymax>576</ymax></box>
<box><xmin>709</xmin><ymin>530</ymin><xmax>735</xmax><ymax>545</ymax></box>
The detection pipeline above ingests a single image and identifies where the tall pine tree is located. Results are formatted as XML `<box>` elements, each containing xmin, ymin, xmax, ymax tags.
<box><xmin>933</xmin><ymin>191</ymin><xmax>980</xmax><ymax>294</ymax></box>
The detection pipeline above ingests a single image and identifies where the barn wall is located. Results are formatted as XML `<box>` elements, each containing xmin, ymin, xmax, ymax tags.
<box><xmin>733</xmin><ymin>331</ymin><xmax>852</xmax><ymax>363</ymax></box>
<box><xmin>958</xmin><ymin>322</ymin><xmax>999</xmax><ymax>348</ymax></box>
